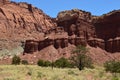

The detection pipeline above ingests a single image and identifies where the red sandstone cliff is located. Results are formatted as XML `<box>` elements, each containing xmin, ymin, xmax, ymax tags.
<box><xmin>93</xmin><ymin>10</ymin><xmax>120</xmax><ymax>53</ymax></box>
<box><xmin>0</xmin><ymin>0</ymin><xmax>56</xmax><ymax>50</ymax></box>
<box><xmin>0</xmin><ymin>1</ymin><xmax>120</xmax><ymax>64</ymax></box>
<box><xmin>22</xmin><ymin>9</ymin><xmax>120</xmax><ymax>64</ymax></box>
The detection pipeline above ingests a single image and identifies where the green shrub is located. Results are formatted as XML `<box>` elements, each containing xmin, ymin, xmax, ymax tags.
<box><xmin>37</xmin><ymin>72</ymin><xmax>45</xmax><ymax>78</ymax></box>
<box><xmin>27</xmin><ymin>70</ymin><xmax>32</xmax><ymax>76</ymax></box>
<box><xmin>37</xmin><ymin>59</ymin><xmax>51</xmax><ymax>67</ymax></box>
<box><xmin>44</xmin><ymin>61</ymin><xmax>51</xmax><ymax>66</ymax></box>
<box><xmin>53</xmin><ymin>57</ymin><xmax>74</xmax><ymax>68</ymax></box>
<box><xmin>4</xmin><ymin>78</ymin><xmax>15</xmax><ymax>80</ymax></box>
<box><xmin>104</xmin><ymin>60</ymin><xmax>120</xmax><ymax>73</ymax></box>
<box><xmin>21</xmin><ymin>60</ymin><xmax>28</xmax><ymax>65</ymax></box>
<box><xmin>67</xmin><ymin>70</ymin><xmax>75</xmax><ymax>75</ymax></box>
<box><xmin>12</xmin><ymin>55</ymin><xmax>21</xmax><ymax>65</ymax></box>
<box><xmin>37</xmin><ymin>59</ymin><xmax>44</xmax><ymax>66</ymax></box>
<box><xmin>112</xmin><ymin>76</ymin><xmax>119</xmax><ymax>80</ymax></box>
<box><xmin>37</xmin><ymin>58</ymin><xmax>74</xmax><ymax>68</ymax></box>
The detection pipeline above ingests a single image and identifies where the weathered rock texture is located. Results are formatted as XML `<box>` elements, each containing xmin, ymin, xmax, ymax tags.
<box><xmin>0</xmin><ymin>1</ymin><xmax>56</xmax><ymax>50</ymax></box>
<box><xmin>23</xmin><ymin>9</ymin><xmax>120</xmax><ymax>64</ymax></box>
<box><xmin>0</xmin><ymin>1</ymin><xmax>120</xmax><ymax>64</ymax></box>
<box><xmin>93</xmin><ymin>10</ymin><xmax>120</xmax><ymax>53</ymax></box>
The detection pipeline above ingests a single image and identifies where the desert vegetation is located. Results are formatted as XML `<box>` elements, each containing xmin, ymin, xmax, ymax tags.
<box><xmin>71</xmin><ymin>45</ymin><xmax>94</xmax><ymax>70</ymax></box>
<box><xmin>0</xmin><ymin>45</ymin><xmax>118</xmax><ymax>80</ymax></box>
<box><xmin>0</xmin><ymin>65</ymin><xmax>120</xmax><ymax>80</ymax></box>
<box><xmin>3</xmin><ymin>45</ymin><xmax>118</xmax><ymax>80</ymax></box>
<box><xmin>12</xmin><ymin>55</ymin><xmax>21</xmax><ymax>65</ymax></box>
<box><xmin>104</xmin><ymin>60</ymin><xmax>120</xmax><ymax>80</ymax></box>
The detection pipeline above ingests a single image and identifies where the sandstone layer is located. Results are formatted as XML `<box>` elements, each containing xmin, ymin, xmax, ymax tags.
<box><xmin>23</xmin><ymin>9</ymin><xmax>120</xmax><ymax>64</ymax></box>
<box><xmin>0</xmin><ymin>1</ymin><xmax>120</xmax><ymax>64</ymax></box>
<box><xmin>0</xmin><ymin>0</ymin><xmax>56</xmax><ymax>51</ymax></box>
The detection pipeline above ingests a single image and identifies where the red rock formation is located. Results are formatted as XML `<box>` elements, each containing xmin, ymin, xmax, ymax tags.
<box><xmin>24</xmin><ymin>40</ymin><xmax>38</xmax><ymax>53</ymax></box>
<box><xmin>0</xmin><ymin>0</ymin><xmax>9</xmax><ymax>5</ymax></box>
<box><xmin>23</xmin><ymin>9</ymin><xmax>120</xmax><ymax>64</ymax></box>
<box><xmin>0</xmin><ymin>1</ymin><xmax>56</xmax><ymax>50</ymax></box>
<box><xmin>19</xmin><ymin>10</ymin><xmax>120</xmax><ymax>63</ymax></box>
<box><xmin>0</xmin><ymin>1</ymin><xmax>120</xmax><ymax>64</ymax></box>
<box><xmin>93</xmin><ymin>10</ymin><xmax>120</xmax><ymax>52</ymax></box>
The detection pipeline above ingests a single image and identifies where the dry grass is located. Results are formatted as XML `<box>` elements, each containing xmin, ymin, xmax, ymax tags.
<box><xmin>0</xmin><ymin>65</ymin><xmax>119</xmax><ymax>80</ymax></box>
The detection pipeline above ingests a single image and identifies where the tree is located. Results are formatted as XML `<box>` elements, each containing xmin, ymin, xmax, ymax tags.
<box><xmin>71</xmin><ymin>45</ymin><xmax>93</xmax><ymax>70</ymax></box>
<box><xmin>21</xmin><ymin>60</ymin><xmax>28</xmax><ymax>65</ymax></box>
<box><xmin>12</xmin><ymin>55</ymin><xmax>21</xmax><ymax>65</ymax></box>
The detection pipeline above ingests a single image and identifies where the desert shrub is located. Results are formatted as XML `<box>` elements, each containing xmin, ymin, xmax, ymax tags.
<box><xmin>37</xmin><ymin>72</ymin><xmax>45</xmax><ymax>78</ymax></box>
<box><xmin>112</xmin><ymin>76</ymin><xmax>119</xmax><ymax>80</ymax></box>
<box><xmin>27</xmin><ymin>69</ymin><xmax>32</xmax><ymax>76</ymax></box>
<box><xmin>67</xmin><ymin>70</ymin><xmax>76</xmax><ymax>75</ymax></box>
<box><xmin>37</xmin><ymin>59</ymin><xmax>51</xmax><ymax>67</ymax></box>
<box><xmin>104</xmin><ymin>60</ymin><xmax>120</xmax><ymax>73</ymax></box>
<box><xmin>53</xmin><ymin>57</ymin><xmax>74</xmax><ymax>68</ymax></box>
<box><xmin>21</xmin><ymin>60</ymin><xmax>28</xmax><ymax>65</ymax></box>
<box><xmin>4</xmin><ymin>78</ymin><xmax>15</xmax><ymax>80</ymax></box>
<box><xmin>12</xmin><ymin>55</ymin><xmax>21</xmax><ymax>65</ymax></box>
<box><xmin>44</xmin><ymin>61</ymin><xmax>51</xmax><ymax>66</ymax></box>
<box><xmin>37</xmin><ymin>59</ymin><xmax>44</xmax><ymax>66</ymax></box>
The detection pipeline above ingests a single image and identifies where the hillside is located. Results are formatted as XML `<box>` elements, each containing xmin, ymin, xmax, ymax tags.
<box><xmin>0</xmin><ymin>0</ymin><xmax>120</xmax><ymax>64</ymax></box>
<box><xmin>0</xmin><ymin>0</ymin><xmax>56</xmax><ymax>57</ymax></box>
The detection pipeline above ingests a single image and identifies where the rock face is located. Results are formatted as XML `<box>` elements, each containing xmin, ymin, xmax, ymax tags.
<box><xmin>0</xmin><ymin>1</ymin><xmax>120</xmax><ymax>64</ymax></box>
<box><xmin>0</xmin><ymin>1</ymin><xmax>56</xmax><ymax>50</ymax></box>
<box><xmin>22</xmin><ymin>9</ymin><xmax>120</xmax><ymax>65</ymax></box>
<box><xmin>24</xmin><ymin>9</ymin><xmax>96</xmax><ymax>54</ymax></box>
<box><xmin>0</xmin><ymin>0</ymin><xmax>9</xmax><ymax>5</ymax></box>
<box><xmin>93</xmin><ymin>10</ymin><xmax>120</xmax><ymax>52</ymax></box>
<box><xmin>23</xmin><ymin>9</ymin><xmax>120</xmax><ymax>63</ymax></box>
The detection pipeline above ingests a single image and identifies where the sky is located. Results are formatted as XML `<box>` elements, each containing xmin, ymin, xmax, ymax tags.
<box><xmin>11</xmin><ymin>0</ymin><xmax>120</xmax><ymax>18</ymax></box>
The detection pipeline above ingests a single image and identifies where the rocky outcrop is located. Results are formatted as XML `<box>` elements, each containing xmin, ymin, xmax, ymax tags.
<box><xmin>24</xmin><ymin>9</ymin><xmax>120</xmax><ymax>54</ymax></box>
<box><xmin>87</xmin><ymin>38</ymin><xmax>105</xmax><ymax>49</ymax></box>
<box><xmin>57</xmin><ymin>9</ymin><xmax>91</xmax><ymax>22</ymax></box>
<box><xmin>93</xmin><ymin>10</ymin><xmax>120</xmax><ymax>52</ymax></box>
<box><xmin>0</xmin><ymin>0</ymin><xmax>9</xmax><ymax>5</ymax></box>
<box><xmin>0</xmin><ymin>1</ymin><xmax>120</xmax><ymax>64</ymax></box>
<box><xmin>0</xmin><ymin>1</ymin><xmax>56</xmax><ymax>50</ymax></box>
<box><xmin>57</xmin><ymin>9</ymin><xmax>96</xmax><ymax>40</ymax></box>
<box><xmin>24</xmin><ymin>40</ymin><xmax>38</xmax><ymax>53</ymax></box>
<box><xmin>24</xmin><ymin>38</ymin><xmax>80</xmax><ymax>53</ymax></box>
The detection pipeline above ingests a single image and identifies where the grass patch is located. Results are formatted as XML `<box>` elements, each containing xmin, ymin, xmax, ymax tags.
<box><xmin>0</xmin><ymin>65</ymin><xmax>119</xmax><ymax>80</ymax></box>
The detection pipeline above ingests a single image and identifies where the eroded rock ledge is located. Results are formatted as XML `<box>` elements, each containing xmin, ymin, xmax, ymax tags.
<box><xmin>0</xmin><ymin>1</ymin><xmax>120</xmax><ymax>64</ymax></box>
<box><xmin>24</xmin><ymin>9</ymin><xmax>120</xmax><ymax>53</ymax></box>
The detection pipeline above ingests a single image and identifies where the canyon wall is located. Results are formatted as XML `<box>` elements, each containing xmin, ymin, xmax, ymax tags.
<box><xmin>0</xmin><ymin>1</ymin><xmax>56</xmax><ymax>51</ymax></box>
<box><xmin>24</xmin><ymin>10</ymin><xmax>120</xmax><ymax>54</ymax></box>
<box><xmin>93</xmin><ymin>10</ymin><xmax>120</xmax><ymax>52</ymax></box>
<box><xmin>0</xmin><ymin>1</ymin><xmax>120</xmax><ymax>64</ymax></box>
